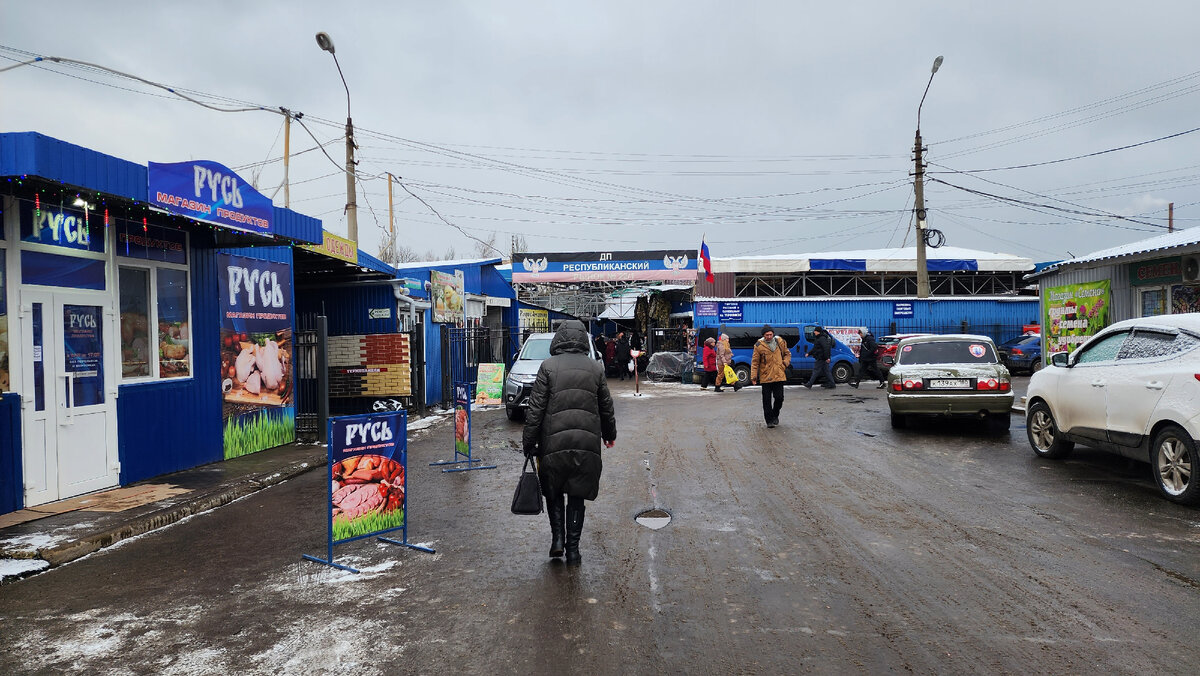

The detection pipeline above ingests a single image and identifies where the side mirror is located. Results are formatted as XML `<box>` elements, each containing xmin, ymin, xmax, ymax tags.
<box><xmin>1051</xmin><ymin>352</ymin><xmax>1069</xmax><ymax>368</ymax></box>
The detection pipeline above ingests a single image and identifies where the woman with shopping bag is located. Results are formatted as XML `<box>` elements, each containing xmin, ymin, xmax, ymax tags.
<box><xmin>714</xmin><ymin>334</ymin><xmax>742</xmax><ymax>392</ymax></box>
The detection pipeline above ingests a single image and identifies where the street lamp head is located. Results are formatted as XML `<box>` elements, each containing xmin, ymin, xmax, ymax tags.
<box><xmin>315</xmin><ymin>32</ymin><xmax>335</xmax><ymax>54</ymax></box>
<box><xmin>931</xmin><ymin>55</ymin><xmax>944</xmax><ymax>74</ymax></box>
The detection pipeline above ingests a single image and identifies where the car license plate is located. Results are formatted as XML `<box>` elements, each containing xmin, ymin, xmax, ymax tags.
<box><xmin>929</xmin><ymin>379</ymin><xmax>970</xmax><ymax>389</ymax></box>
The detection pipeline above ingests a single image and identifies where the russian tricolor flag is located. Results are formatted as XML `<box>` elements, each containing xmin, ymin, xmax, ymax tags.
<box><xmin>699</xmin><ymin>238</ymin><xmax>714</xmax><ymax>283</ymax></box>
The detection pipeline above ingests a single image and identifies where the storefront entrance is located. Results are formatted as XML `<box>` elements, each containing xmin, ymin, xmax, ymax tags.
<box><xmin>19</xmin><ymin>289</ymin><xmax>118</xmax><ymax>506</ymax></box>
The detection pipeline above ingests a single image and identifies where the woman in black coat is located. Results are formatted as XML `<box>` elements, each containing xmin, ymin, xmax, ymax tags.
<box><xmin>523</xmin><ymin>320</ymin><xmax>617</xmax><ymax>565</ymax></box>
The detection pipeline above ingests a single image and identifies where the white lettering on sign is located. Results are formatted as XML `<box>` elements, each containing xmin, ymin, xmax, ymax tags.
<box><xmin>193</xmin><ymin>165</ymin><xmax>244</xmax><ymax>208</ymax></box>
<box><xmin>68</xmin><ymin>312</ymin><xmax>97</xmax><ymax>329</ymax></box>
<box><xmin>33</xmin><ymin>210</ymin><xmax>91</xmax><ymax>247</ymax></box>
<box><xmin>345</xmin><ymin>421</ymin><xmax>395</xmax><ymax>446</ymax></box>
<box><xmin>226</xmin><ymin>266</ymin><xmax>285</xmax><ymax>308</ymax></box>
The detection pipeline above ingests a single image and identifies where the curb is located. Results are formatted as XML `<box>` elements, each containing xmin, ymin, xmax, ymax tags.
<box><xmin>7</xmin><ymin>454</ymin><xmax>326</xmax><ymax>573</ymax></box>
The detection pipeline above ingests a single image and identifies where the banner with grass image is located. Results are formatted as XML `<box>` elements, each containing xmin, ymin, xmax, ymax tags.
<box><xmin>328</xmin><ymin>412</ymin><xmax>407</xmax><ymax>544</ymax></box>
<box><xmin>218</xmin><ymin>254</ymin><xmax>295</xmax><ymax>460</ymax></box>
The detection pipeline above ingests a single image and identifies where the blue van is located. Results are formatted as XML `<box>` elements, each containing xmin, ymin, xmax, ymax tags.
<box><xmin>696</xmin><ymin>324</ymin><xmax>859</xmax><ymax>385</ymax></box>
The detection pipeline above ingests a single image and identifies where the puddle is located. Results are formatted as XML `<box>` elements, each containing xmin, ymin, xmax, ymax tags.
<box><xmin>635</xmin><ymin>508</ymin><xmax>672</xmax><ymax>530</ymax></box>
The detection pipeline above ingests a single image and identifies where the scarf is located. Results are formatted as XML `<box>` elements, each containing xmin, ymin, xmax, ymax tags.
<box><xmin>762</xmin><ymin>337</ymin><xmax>778</xmax><ymax>352</ymax></box>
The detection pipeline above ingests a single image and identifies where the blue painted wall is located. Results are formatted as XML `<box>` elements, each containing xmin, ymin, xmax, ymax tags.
<box><xmin>117</xmin><ymin>235</ymin><xmax>224</xmax><ymax>484</ymax></box>
<box><xmin>693</xmin><ymin>298</ymin><xmax>1040</xmax><ymax>343</ymax></box>
<box><xmin>0</xmin><ymin>394</ymin><xmax>23</xmax><ymax>514</ymax></box>
<box><xmin>424</xmin><ymin>309</ymin><xmax>444</xmax><ymax>406</ymax></box>
<box><xmin>298</xmin><ymin>283</ymin><xmax>398</xmax><ymax>336</ymax></box>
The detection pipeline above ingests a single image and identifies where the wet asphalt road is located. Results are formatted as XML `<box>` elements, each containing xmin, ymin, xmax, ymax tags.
<box><xmin>2</xmin><ymin>377</ymin><xmax>1200</xmax><ymax>675</ymax></box>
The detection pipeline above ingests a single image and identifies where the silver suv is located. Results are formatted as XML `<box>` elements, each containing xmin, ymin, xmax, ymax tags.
<box><xmin>504</xmin><ymin>332</ymin><xmax>598</xmax><ymax>421</ymax></box>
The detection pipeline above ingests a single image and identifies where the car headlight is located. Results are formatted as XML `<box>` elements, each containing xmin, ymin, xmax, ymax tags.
<box><xmin>509</xmin><ymin>373</ymin><xmax>536</xmax><ymax>385</ymax></box>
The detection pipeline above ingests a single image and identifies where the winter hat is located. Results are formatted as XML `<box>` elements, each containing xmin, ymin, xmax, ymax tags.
<box><xmin>704</xmin><ymin>337</ymin><xmax>716</xmax><ymax>345</ymax></box>
<box><xmin>761</xmin><ymin>324</ymin><xmax>774</xmax><ymax>336</ymax></box>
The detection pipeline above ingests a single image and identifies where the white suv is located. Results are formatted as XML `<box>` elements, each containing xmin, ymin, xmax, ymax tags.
<box><xmin>1025</xmin><ymin>313</ymin><xmax>1200</xmax><ymax>504</ymax></box>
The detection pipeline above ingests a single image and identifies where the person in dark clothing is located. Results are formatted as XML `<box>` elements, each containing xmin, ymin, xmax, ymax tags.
<box><xmin>593</xmin><ymin>334</ymin><xmax>606</xmax><ymax>361</ymax></box>
<box><xmin>614</xmin><ymin>332</ymin><xmax>632</xmax><ymax>381</ymax></box>
<box><xmin>700</xmin><ymin>337</ymin><xmax>718</xmax><ymax>389</ymax></box>
<box><xmin>849</xmin><ymin>328</ymin><xmax>886</xmax><ymax>389</ymax></box>
<box><xmin>523</xmin><ymin>320</ymin><xmax>617</xmax><ymax>565</ymax></box>
<box><xmin>604</xmin><ymin>337</ymin><xmax>616</xmax><ymax>376</ymax></box>
<box><xmin>804</xmin><ymin>327</ymin><xmax>836</xmax><ymax>389</ymax></box>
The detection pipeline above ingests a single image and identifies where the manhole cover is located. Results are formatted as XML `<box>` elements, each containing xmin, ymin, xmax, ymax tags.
<box><xmin>635</xmin><ymin>508</ymin><xmax>672</xmax><ymax>530</ymax></box>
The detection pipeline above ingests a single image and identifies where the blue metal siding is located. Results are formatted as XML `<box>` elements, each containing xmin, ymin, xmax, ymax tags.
<box><xmin>355</xmin><ymin>250</ymin><xmax>395</xmax><ymax>276</ymax></box>
<box><xmin>424</xmin><ymin>310</ymin><xmax>444</xmax><ymax>406</ymax></box>
<box><xmin>271</xmin><ymin>207</ymin><xmax>322</xmax><ymax>245</ymax></box>
<box><xmin>0</xmin><ymin>132</ymin><xmax>147</xmax><ymax>201</ymax></box>
<box><xmin>117</xmin><ymin>244</ymin><xmax>224</xmax><ymax>484</ymax></box>
<box><xmin>694</xmin><ymin>298</ymin><xmax>1040</xmax><ymax>342</ymax></box>
<box><xmin>481</xmin><ymin>266</ymin><xmax>516</xmax><ymax>299</ymax></box>
<box><xmin>0</xmin><ymin>393</ymin><xmax>23</xmax><ymax>514</ymax></box>
<box><xmin>299</xmin><ymin>284</ymin><xmax>399</xmax><ymax>336</ymax></box>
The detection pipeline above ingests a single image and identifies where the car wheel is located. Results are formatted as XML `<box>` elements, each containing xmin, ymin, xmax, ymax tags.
<box><xmin>506</xmin><ymin>407</ymin><xmax>525</xmax><ymax>422</ymax></box>
<box><xmin>987</xmin><ymin>412</ymin><xmax>1011</xmax><ymax>434</ymax></box>
<box><xmin>890</xmin><ymin>412</ymin><xmax>907</xmax><ymax>429</ymax></box>
<box><xmin>734</xmin><ymin>364</ymin><xmax>752</xmax><ymax>385</ymax></box>
<box><xmin>1030</xmin><ymin>359</ymin><xmax>1043</xmax><ymax>374</ymax></box>
<box><xmin>1026</xmin><ymin>401</ymin><xmax>1073</xmax><ymax>459</ymax></box>
<box><xmin>1152</xmin><ymin>425</ymin><xmax>1199</xmax><ymax>505</ymax></box>
<box><xmin>832</xmin><ymin>361</ymin><xmax>853</xmax><ymax>383</ymax></box>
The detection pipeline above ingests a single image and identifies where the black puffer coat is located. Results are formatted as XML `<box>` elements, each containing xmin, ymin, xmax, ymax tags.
<box><xmin>523</xmin><ymin>321</ymin><xmax>617</xmax><ymax>500</ymax></box>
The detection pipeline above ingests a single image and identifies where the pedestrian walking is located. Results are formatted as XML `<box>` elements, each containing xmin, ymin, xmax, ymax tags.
<box><xmin>849</xmin><ymin>328</ymin><xmax>886</xmax><ymax>389</ymax></box>
<box><xmin>714</xmin><ymin>333</ymin><xmax>742</xmax><ymax>392</ymax></box>
<box><xmin>751</xmin><ymin>325</ymin><xmax>791</xmax><ymax>428</ymax></box>
<box><xmin>603</xmin><ymin>335</ymin><xmax>616</xmax><ymax>376</ymax></box>
<box><xmin>593</xmin><ymin>333</ymin><xmax>606</xmax><ymax>361</ymax></box>
<box><xmin>614</xmin><ymin>332</ymin><xmax>632</xmax><ymax>381</ymax></box>
<box><xmin>804</xmin><ymin>326</ymin><xmax>836</xmax><ymax>389</ymax></box>
<box><xmin>523</xmin><ymin>320</ymin><xmax>617</xmax><ymax>565</ymax></box>
<box><xmin>700</xmin><ymin>337</ymin><xmax>718</xmax><ymax>389</ymax></box>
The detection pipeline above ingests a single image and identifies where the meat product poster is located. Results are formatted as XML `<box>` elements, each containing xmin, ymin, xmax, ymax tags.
<box><xmin>454</xmin><ymin>381</ymin><xmax>471</xmax><ymax>458</ymax></box>
<box><xmin>328</xmin><ymin>412</ymin><xmax>407</xmax><ymax>544</ymax></box>
<box><xmin>217</xmin><ymin>254</ymin><xmax>295</xmax><ymax>460</ymax></box>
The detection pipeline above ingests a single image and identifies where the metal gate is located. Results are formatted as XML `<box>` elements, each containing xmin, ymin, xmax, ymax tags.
<box><xmin>295</xmin><ymin>313</ymin><xmax>329</xmax><ymax>443</ymax></box>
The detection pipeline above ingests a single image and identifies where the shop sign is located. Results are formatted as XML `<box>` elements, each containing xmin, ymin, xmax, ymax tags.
<box><xmin>431</xmin><ymin>270</ymin><xmax>465</xmax><ymax>324</ymax></box>
<box><xmin>149</xmin><ymin>160</ymin><xmax>274</xmax><ymax>236</ymax></box>
<box><xmin>300</xmin><ymin>230</ymin><xmax>358</xmax><ymax>264</ymax></box>
<box><xmin>1044</xmin><ymin>280</ymin><xmax>1110</xmax><ymax>359</ymax></box>
<box><xmin>1128</xmin><ymin>256</ymin><xmax>1182</xmax><ymax>286</ymax></box>
<box><xmin>368</xmin><ymin>308</ymin><xmax>392</xmax><ymax>320</ymax></box>
<box><xmin>695</xmin><ymin>301</ymin><xmax>718</xmax><ymax>316</ymax></box>
<box><xmin>519</xmin><ymin>308</ymin><xmax>549</xmax><ymax>331</ymax></box>
<box><xmin>19</xmin><ymin>200</ymin><xmax>106</xmax><ymax>254</ymax></box>
<box><xmin>893</xmin><ymin>301</ymin><xmax>914</xmax><ymax>318</ymax></box>
<box><xmin>717</xmin><ymin>302</ymin><xmax>743</xmax><ymax>322</ymax></box>
<box><xmin>475</xmin><ymin>363</ymin><xmax>505</xmax><ymax>405</ymax></box>
<box><xmin>327</xmin><ymin>411</ymin><xmax>408</xmax><ymax>543</ymax></box>
<box><xmin>217</xmin><ymin>254</ymin><xmax>294</xmax><ymax>460</ymax></box>
<box><xmin>63</xmin><ymin>304</ymin><xmax>104</xmax><ymax>406</ymax></box>
<box><xmin>512</xmin><ymin>250</ymin><xmax>697</xmax><ymax>282</ymax></box>
<box><xmin>115</xmin><ymin>220</ymin><xmax>187</xmax><ymax>264</ymax></box>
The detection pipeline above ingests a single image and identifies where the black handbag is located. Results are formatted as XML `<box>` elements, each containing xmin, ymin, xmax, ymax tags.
<box><xmin>511</xmin><ymin>457</ymin><xmax>543</xmax><ymax>515</ymax></box>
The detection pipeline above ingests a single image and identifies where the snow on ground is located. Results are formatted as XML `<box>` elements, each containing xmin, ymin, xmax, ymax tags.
<box><xmin>0</xmin><ymin>557</ymin><xmax>50</xmax><ymax>581</ymax></box>
<box><xmin>408</xmin><ymin>412</ymin><xmax>451</xmax><ymax>432</ymax></box>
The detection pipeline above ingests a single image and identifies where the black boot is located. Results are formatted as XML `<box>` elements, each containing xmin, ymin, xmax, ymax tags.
<box><xmin>547</xmin><ymin>494</ymin><xmax>565</xmax><ymax>558</ymax></box>
<box><xmin>565</xmin><ymin>500</ymin><xmax>586</xmax><ymax>565</ymax></box>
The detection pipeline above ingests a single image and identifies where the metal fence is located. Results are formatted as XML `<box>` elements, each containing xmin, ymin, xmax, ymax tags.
<box><xmin>294</xmin><ymin>313</ymin><xmax>328</xmax><ymax>444</ymax></box>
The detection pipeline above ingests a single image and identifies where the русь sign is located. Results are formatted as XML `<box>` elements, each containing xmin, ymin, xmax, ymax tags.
<box><xmin>148</xmin><ymin>160</ymin><xmax>275</xmax><ymax>236</ymax></box>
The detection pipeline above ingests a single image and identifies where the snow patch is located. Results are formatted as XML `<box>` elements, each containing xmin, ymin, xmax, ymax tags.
<box><xmin>0</xmin><ymin>557</ymin><xmax>50</xmax><ymax>579</ymax></box>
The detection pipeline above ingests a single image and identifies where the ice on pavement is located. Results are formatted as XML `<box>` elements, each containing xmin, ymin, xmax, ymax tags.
<box><xmin>0</xmin><ymin>557</ymin><xmax>50</xmax><ymax>580</ymax></box>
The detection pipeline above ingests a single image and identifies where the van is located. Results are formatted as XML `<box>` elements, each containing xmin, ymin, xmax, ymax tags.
<box><xmin>696</xmin><ymin>324</ymin><xmax>859</xmax><ymax>384</ymax></box>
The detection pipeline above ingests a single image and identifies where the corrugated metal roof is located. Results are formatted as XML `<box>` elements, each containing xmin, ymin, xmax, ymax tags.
<box><xmin>710</xmin><ymin>246</ymin><xmax>1032</xmax><ymax>274</ymax></box>
<box><xmin>1029</xmin><ymin>227</ymin><xmax>1200</xmax><ymax>279</ymax></box>
<box><xmin>1</xmin><ymin>131</ymin><xmax>322</xmax><ymax>245</ymax></box>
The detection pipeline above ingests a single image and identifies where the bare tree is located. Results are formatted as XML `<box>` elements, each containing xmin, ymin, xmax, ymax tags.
<box><xmin>472</xmin><ymin>231</ymin><xmax>499</xmax><ymax>258</ymax></box>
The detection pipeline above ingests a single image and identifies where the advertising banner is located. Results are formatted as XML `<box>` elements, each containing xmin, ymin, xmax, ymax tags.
<box><xmin>717</xmin><ymin>302</ymin><xmax>743</xmax><ymax>322</ymax></box>
<box><xmin>454</xmin><ymin>381</ymin><xmax>471</xmax><ymax>457</ymax></box>
<box><xmin>1044</xmin><ymin>280</ymin><xmax>1110</xmax><ymax>361</ymax></box>
<box><xmin>217</xmin><ymin>254</ymin><xmax>294</xmax><ymax>459</ymax></box>
<box><xmin>63</xmin><ymin>304</ymin><xmax>104</xmax><ymax>406</ymax></box>
<box><xmin>1171</xmin><ymin>284</ymin><xmax>1200</xmax><ymax>314</ymax></box>
<box><xmin>328</xmin><ymin>412</ymin><xmax>407</xmax><ymax>543</ymax></box>
<box><xmin>300</xmin><ymin>230</ymin><xmax>358</xmax><ymax>264</ymax></box>
<box><xmin>513</xmin><ymin>250</ymin><xmax>698</xmax><ymax>282</ymax></box>
<box><xmin>431</xmin><ymin>269</ymin><xmax>465</xmax><ymax>324</ymax></box>
<box><xmin>827</xmin><ymin>326</ymin><xmax>865</xmax><ymax>358</ymax></box>
<box><xmin>149</xmin><ymin>160</ymin><xmax>274</xmax><ymax>236</ymax></box>
<box><xmin>518</xmin><ymin>308</ymin><xmax>549</xmax><ymax>331</ymax></box>
<box><xmin>475</xmin><ymin>363</ymin><xmax>505</xmax><ymax>405</ymax></box>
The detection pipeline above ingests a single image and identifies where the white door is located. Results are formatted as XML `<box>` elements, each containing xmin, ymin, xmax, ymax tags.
<box><xmin>1056</xmin><ymin>330</ymin><xmax>1131</xmax><ymax>443</ymax></box>
<box><xmin>20</xmin><ymin>289</ymin><xmax>119</xmax><ymax>506</ymax></box>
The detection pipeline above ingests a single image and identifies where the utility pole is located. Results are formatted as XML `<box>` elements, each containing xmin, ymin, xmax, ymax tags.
<box><xmin>387</xmin><ymin>172</ymin><xmax>395</xmax><ymax>237</ymax></box>
<box><xmin>1169</xmin><ymin>202</ymin><xmax>1174</xmax><ymax>233</ymax></box>
<box><xmin>913</xmin><ymin>56</ymin><xmax>943</xmax><ymax>299</ymax></box>
<box><xmin>345</xmin><ymin>116</ymin><xmax>358</xmax><ymax>243</ymax></box>
<box><xmin>282</xmin><ymin>109</ymin><xmax>292</xmax><ymax>208</ymax></box>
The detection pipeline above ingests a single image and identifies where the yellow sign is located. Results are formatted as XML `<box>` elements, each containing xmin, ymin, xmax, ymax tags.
<box><xmin>301</xmin><ymin>231</ymin><xmax>358</xmax><ymax>264</ymax></box>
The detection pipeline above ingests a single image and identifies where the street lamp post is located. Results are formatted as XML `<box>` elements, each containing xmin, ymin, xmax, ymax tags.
<box><xmin>914</xmin><ymin>55</ymin><xmax>943</xmax><ymax>299</ymax></box>
<box><xmin>316</xmin><ymin>31</ymin><xmax>358</xmax><ymax>244</ymax></box>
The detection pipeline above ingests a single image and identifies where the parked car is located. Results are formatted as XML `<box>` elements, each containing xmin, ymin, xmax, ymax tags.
<box><xmin>887</xmin><ymin>334</ymin><xmax>1013</xmax><ymax>433</ymax></box>
<box><xmin>695</xmin><ymin>323</ymin><xmax>858</xmax><ymax>384</ymax></box>
<box><xmin>877</xmin><ymin>333</ymin><xmax>934</xmax><ymax>373</ymax></box>
<box><xmin>504</xmin><ymin>332</ymin><xmax>598</xmax><ymax>421</ymax></box>
<box><xmin>1024</xmin><ymin>314</ymin><xmax>1200</xmax><ymax>504</ymax></box>
<box><xmin>997</xmin><ymin>333</ymin><xmax>1043</xmax><ymax>373</ymax></box>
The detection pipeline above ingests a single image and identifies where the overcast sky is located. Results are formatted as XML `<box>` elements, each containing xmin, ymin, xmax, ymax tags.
<box><xmin>4</xmin><ymin>1</ymin><xmax>1200</xmax><ymax>264</ymax></box>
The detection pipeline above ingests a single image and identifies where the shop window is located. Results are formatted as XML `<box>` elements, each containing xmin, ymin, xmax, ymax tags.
<box><xmin>119</xmin><ymin>267</ymin><xmax>151</xmax><ymax>378</ymax></box>
<box><xmin>117</xmin><ymin>263</ymin><xmax>191</xmax><ymax>381</ymax></box>
<box><xmin>1141</xmin><ymin>288</ymin><xmax>1166</xmax><ymax>317</ymax></box>
<box><xmin>1170</xmin><ymin>284</ymin><xmax>1200</xmax><ymax>314</ymax></box>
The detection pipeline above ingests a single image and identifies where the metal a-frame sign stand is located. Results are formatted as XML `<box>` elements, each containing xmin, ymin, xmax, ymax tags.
<box><xmin>430</xmin><ymin>380</ymin><xmax>497</xmax><ymax>473</ymax></box>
